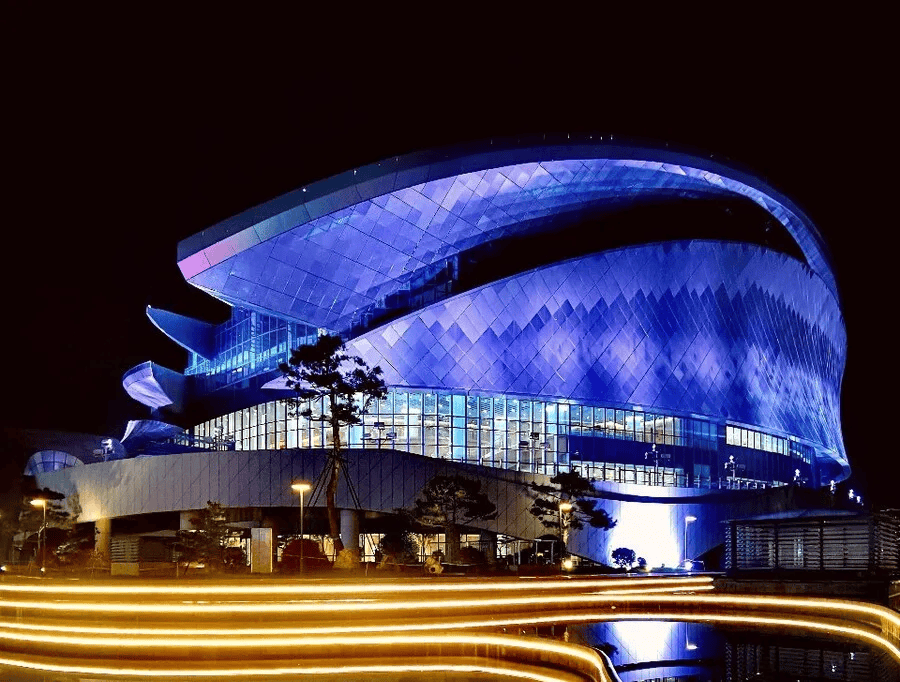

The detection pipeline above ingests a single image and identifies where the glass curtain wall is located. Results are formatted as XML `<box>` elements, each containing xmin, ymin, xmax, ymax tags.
<box><xmin>191</xmin><ymin>390</ymin><xmax>749</xmax><ymax>482</ymax></box>
<box><xmin>192</xmin><ymin>390</ymin><xmax>809</xmax><ymax>488</ymax></box>
<box><xmin>185</xmin><ymin>310</ymin><xmax>319</xmax><ymax>391</ymax></box>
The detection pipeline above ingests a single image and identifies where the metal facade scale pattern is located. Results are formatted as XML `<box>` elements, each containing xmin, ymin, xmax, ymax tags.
<box><xmin>346</xmin><ymin>241</ymin><xmax>846</xmax><ymax>471</ymax></box>
<box><xmin>157</xmin><ymin>143</ymin><xmax>847</xmax><ymax>486</ymax></box>
<box><xmin>177</xmin><ymin>147</ymin><xmax>837</xmax><ymax>331</ymax></box>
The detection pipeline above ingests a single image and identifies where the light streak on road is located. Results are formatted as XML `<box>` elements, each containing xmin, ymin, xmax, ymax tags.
<box><xmin>0</xmin><ymin>585</ymin><xmax>890</xmax><ymax>635</ymax></box>
<box><xmin>0</xmin><ymin>575</ymin><xmax>712</xmax><ymax>596</ymax></box>
<box><xmin>0</xmin><ymin>660</ymin><xmax>593</xmax><ymax>682</ymax></box>
<box><xmin>2</xmin><ymin>575</ymin><xmax>898</xmax><ymax>678</ymax></box>
<box><xmin>0</xmin><ymin>632</ymin><xmax>610</xmax><ymax>681</ymax></box>
<box><xmin>0</xmin><ymin>601</ymin><xmax>896</xmax><ymax>665</ymax></box>
<box><xmin>597</xmin><ymin>584</ymin><xmax>715</xmax><ymax>596</ymax></box>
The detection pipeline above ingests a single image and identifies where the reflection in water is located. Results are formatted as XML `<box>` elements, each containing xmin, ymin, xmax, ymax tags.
<box><xmin>569</xmin><ymin>620</ymin><xmax>899</xmax><ymax>682</ymax></box>
<box><xmin>725</xmin><ymin>632</ymin><xmax>899</xmax><ymax>682</ymax></box>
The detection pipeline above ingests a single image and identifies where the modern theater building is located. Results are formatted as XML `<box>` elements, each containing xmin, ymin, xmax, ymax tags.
<box><xmin>33</xmin><ymin>140</ymin><xmax>848</xmax><ymax>569</ymax></box>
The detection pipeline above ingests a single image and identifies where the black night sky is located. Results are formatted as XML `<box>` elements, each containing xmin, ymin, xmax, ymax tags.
<box><xmin>2</xmin><ymin>33</ymin><xmax>896</xmax><ymax>507</ymax></box>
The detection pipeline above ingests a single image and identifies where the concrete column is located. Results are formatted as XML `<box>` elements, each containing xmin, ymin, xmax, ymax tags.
<box><xmin>94</xmin><ymin>518</ymin><xmax>111</xmax><ymax>559</ymax></box>
<box><xmin>179</xmin><ymin>511</ymin><xmax>197</xmax><ymax>530</ymax></box>
<box><xmin>480</xmin><ymin>531</ymin><xmax>497</xmax><ymax>564</ymax></box>
<box><xmin>250</xmin><ymin>528</ymin><xmax>274</xmax><ymax>573</ymax></box>
<box><xmin>340</xmin><ymin>509</ymin><xmax>360</xmax><ymax>553</ymax></box>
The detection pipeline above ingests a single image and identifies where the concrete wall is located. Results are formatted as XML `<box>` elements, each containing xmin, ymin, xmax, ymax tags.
<box><xmin>38</xmin><ymin>448</ymin><xmax>809</xmax><ymax>567</ymax></box>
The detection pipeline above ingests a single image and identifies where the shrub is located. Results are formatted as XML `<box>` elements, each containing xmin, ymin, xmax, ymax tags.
<box><xmin>281</xmin><ymin>538</ymin><xmax>329</xmax><ymax>572</ymax></box>
<box><xmin>222</xmin><ymin>546</ymin><xmax>247</xmax><ymax>571</ymax></box>
<box><xmin>377</xmin><ymin>531</ymin><xmax>420</xmax><ymax>564</ymax></box>
<box><xmin>458</xmin><ymin>545</ymin><xmax>487</xmax><ymax>565</ymax></box>
<box><xmin>611</xmin><ymin>547</ymin><xmax>636</xmax><ymax>569</ymax></box>
<box><xmin>334</xmin><ymin>548</ymin><xmax>360</xmax><ymax>570</ymax></box>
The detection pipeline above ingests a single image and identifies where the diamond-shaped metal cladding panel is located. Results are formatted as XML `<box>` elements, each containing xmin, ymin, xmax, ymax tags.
<box><xmin>348</xmin><ymin>242</ymin><xmax>845</xmax><ymax>461</ymax></box>
<box><xmin>180</xmin><ymin>152</ymin><xmax>836</xmax><ymax>329</ymax></box>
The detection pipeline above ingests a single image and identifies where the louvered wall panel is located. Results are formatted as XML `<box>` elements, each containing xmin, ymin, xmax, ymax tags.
<box><xmin>726</xmin><ymin>513</ymin><xmax>900</xmax><ymax>572</ymax></box>
<box><xmin>110</xmin><ymin>535</ymin><xmax>139</xmax><ymax>563</ymax></box>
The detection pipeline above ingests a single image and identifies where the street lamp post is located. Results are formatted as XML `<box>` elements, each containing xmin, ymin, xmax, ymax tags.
<box><xmin>291</xmin><ymin>482</ymin><xmax>311</xmax><ymax>573</ymax></box>
<box><xmin>683</xmin><ymin>515</ymin><xmax>697</xmax><ymax>568</ymax></box>
<box><xmin>30</xmin><ymin>499</ymin><xmax>47</xmax><ymax>573</ymax></box>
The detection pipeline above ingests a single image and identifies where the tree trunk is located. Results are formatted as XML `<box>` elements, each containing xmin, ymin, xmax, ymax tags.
<box><xmin>446</xmin><ymin>523</ymin><xmax>460</xmax><ymax>563</ymax></box>
<box><xmin>326</xmin><ymin>452</ymin><xmax>343</xmax><ymax>555</ymax></box>
<box><xmin>327</xmin><ymin>399</ymin><xmax>344</xmax><ymax>555</ymax></box>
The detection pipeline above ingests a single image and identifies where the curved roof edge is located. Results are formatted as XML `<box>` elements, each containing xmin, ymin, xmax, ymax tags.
<box><xmin>146</xmin><ymin>306</ymin><xmax>216</xmax><ymax>359</ymax></box>
<box><xmin>176</xmin><ymin>139</ymin><xmax>837</xmax><ymax>300</ymax></box>
<box><xmin>122</xmin><ymin>361</ymin><xmax>186</xmax><ymax>411</ymax></box>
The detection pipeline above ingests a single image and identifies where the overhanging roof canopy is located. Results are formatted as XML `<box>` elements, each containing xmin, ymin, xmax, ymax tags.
<box><xmin>177</xmin><ymin>142</ymin><xmax>837</xmax><ymax>331</ymax></box>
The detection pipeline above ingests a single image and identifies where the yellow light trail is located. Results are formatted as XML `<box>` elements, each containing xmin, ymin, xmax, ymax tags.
<box><xmin>4</xmin><ymin>585</ymin><xmax>895</xmax><ymax>635</ymax></box>
<box><xmin>2</xmin><ymin>576</ymin><xmax>897</xmax><ymax>677</ymax></box>
<box><xmin>0</xmin><ymin>632</ymin><xmax>610</xmax><ymax>681</ymax></box>
<box><xmin>0</xmin><ymin>604</ymin><xmax>894</xmax><ymax>662</ymax></box>
<box><xmin>0</xmin><ymin>661</ymin><xmax>580</xmax><ymax>682</ymax></box>
<box><xmin>0</xmin><ymin>575</ymin><xmax>711</xmax><ymax>596</ymax></box>
<box><xmin>0</xmin><ymin>591</ymin><xmax>710</xmax><ymax>615</ymax></box>
<box><xmin>0</xmin><ymin>589</ymin><xmax>895</xmax><ymax>662</ymax></box>
<box><xmin>596</xmin><ymin>584</ymin><xmax>715</xmax><ymax>596</ymax></box>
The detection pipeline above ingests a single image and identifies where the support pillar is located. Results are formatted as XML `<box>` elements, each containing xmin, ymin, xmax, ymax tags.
<box><xmin>250</xmin><ymin>528</ymin><xmax>274</xmax><ymax>573</ymax></box>
<box><xmin>179</xmin><ymin>511</ymin><xmax>196</xmax><ymax>530</ymax></box>
<box><xmin>480</xmin><ymin>531</ymin><xmax>497</xmax><ymax>565</ymax></box>
<box><xmin>94</xmin><ymin>518</ymin><xmax>111</xmax><ymax>559</ymax></box>
<box><xmin>340</xmin><ymin>509</ymin><xmax>360</xmax><ymax>553</ymax></box>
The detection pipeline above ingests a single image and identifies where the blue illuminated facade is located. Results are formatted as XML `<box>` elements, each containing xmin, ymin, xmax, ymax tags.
<box><xmin>105</xmin><ymin>141</ymin><xmax>848</xmax><ymax>566</ymax></box>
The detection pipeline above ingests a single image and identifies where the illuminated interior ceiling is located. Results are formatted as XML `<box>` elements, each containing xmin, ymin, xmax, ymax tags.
<box><xmin>24</xmin><ymin>450</ymin><xmax>83</xmax><ymax>476</ymax></box>
<box><xmin>176</xmin><ymin>144</ymin><xmax>837</xmax><ymax>331</ymax></box>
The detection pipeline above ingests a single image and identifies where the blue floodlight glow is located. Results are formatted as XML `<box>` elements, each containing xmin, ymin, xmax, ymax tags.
<box><xmin>598</xmin><ymin>501</ymin><xmax>679</xmax><ymax>568</ymax></box>
<box><xmin>609</xmin><ymin>620</ymin><xmax>678</xmax><ymax>664</ymax></box>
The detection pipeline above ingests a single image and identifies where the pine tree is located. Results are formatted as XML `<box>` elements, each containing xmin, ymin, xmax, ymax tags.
<box><xmin>410</xmin><ymin>475</ymin><xmax>497</xmax><ymax>562</ymax></box>
<box><xmin>279</xmin><ymin>333</ymin><xmax>387</xmax><ymax>553</ymax></box>
<box><xmin>529</xmin><ymin>470</ymin><xmax>616</xmax><ymax>533</ymax></box>
<box><xmin>176</xmin><ymin>501</ymin><xmax>244</xmax><ymax>573</ymax></box>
